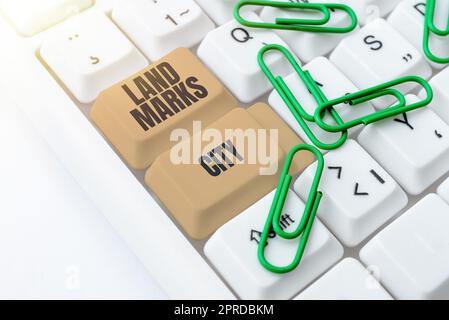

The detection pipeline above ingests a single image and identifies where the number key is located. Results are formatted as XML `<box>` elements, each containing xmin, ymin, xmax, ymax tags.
<box><xmin>112</xmin><ymin>0</ymin><xmax>214</xmax><ymax>61</ymax></box>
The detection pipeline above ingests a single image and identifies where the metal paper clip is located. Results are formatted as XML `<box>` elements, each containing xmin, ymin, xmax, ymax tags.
<box><xmin>259</xmin><ymin>44</ymin><xmax>348</xmax><ymax>150</ymax></box>
<box><xmin>258</xmin><ymin>144</ymin><xmax>324</xmax><ymax>274</ymax></box>
<box><xmin>423</xmin><ymin>0</ymin><xmax>449</xmax><ymax>64</ymax></box>
<box><xmin>234</xmin><ymin>0</ymin><xmax>358</xmax><ymax>33</ymax></box>
<box><xmin>313</xmin><ymin>76</ymin><xmax>433</xmax><ymax>133</ymax></box>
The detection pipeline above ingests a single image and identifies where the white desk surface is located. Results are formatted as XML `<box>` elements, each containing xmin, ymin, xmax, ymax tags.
<box><xmin>0</xmin><ymin>90</ymin><xmax>167</xmax><ymax>299</ymax></box>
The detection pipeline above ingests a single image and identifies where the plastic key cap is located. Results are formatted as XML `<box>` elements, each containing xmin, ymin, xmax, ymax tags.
<box><xmin>205</xmin><ymin>189</ymin><xmax>344</xmax><ymax>300</ymax></box>
<box><xmin>197</xmin><ymin>12</ymin><xmax>294</xmax><ymax>103</ymax></box>
<box><xmin>146</xmin><ymin>103</ymin><xmax>313</xmax><ymax>240</ymax></box>
<box><xmin>268</xmin><ymin>56</ymin><xmax>375</xmax><ymax>150</ymax></box>
<box><xmin>330</xmin><ymin>18</ymin><xmax>431</xmax><ymax>109</ymax></box>
<box><xmin>0</xmin><ymin>0</ymin><xmax>93</xmax><ymax>36</ymax></box>
<box><xmin>90</xmin><ymin>48</ymin><xmax>238</xmax><ymax>170</ymax></box>
<box><xmin>295</xmin><ymin>258</ymin><xmax>393</xmax><ymax>300</ymax></box>
<box><xmin>40</xmin><ymin>11</ymin><xmax>148</xmax><ymax>104</ymax></box>
<box><xmin>295</xmin><ymin>140</ymin><xmax>408</xmax><ymax>247</ymax></box>
<box><xmin>388</xmin><ymin>0</ymin><xmax>449</xmax><ymax>69</ymax></box>
<box><xmin>359</xmin><ymin>95</ymin><xmax>449</xmax><ymax>195</ymax></box>
<box><xmin>360</xmin><ymin>194</ymin><xmax>449</xmax><ymax>300</ymax></box>
<box><xmin>112</xmin><ymin>0</ymin><xmax>214</xmax><ymax>61</ymax></box>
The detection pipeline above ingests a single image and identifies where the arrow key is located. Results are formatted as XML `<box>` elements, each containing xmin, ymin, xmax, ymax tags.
<box><xmin>295</xmin><ymin>140</ymin><xmax>408</xmax><ymax>247</ymax></box>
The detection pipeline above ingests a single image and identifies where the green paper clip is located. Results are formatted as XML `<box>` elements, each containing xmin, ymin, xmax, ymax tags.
<box><xmin>423</xmin><ymin>0</ymin><xmax>449</xmax><ymax>64</ymax></box>
<box><xmin>234</xmin><ymin>0</ymin><xmax>358</xmax><ymax>33</ymax></box>
<box><xmin>258</xmin><ymin>44</ymin><xmax>347</xmax><ymax>150</ymax></box>
<box><xmin>313</xmin><ymin>76</ymin><xmax>433</xmax><ymax>133</ymax></box>
<box><xmin>258</xmin><ymin>144</ymin><xmax>324</xmax><ymax>274</ymax></box>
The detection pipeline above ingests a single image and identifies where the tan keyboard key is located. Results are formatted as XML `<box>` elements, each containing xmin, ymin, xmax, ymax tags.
<box><xmin>91</xmin><ymin>48</ymin><xmax>238</xmax><ymax>170</ymax></box>
<box><xmin>145</xmin><ymin>103</ymin><xmax>313</xmax><ymax>240</ymax></box>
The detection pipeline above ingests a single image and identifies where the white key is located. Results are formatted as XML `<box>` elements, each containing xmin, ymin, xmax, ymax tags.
<box><xmin>437</xmin><ymin>177</ymin><xmax>449</xmax><ymax>204</ymax></box>
<box><xmin>260</xmin><ymin>0</ymin><xmax>360</xmax><ymax>63</ymax></box>
<box><xmin>295</xmin><ymin>140</ymin><xmax>408</xmax><ymax>247</ymax></box>
<box><xmin>204</xmin><ymin>189</ymin><xmax>344</xmax><ymax>300</ymax></box>
<box><xmin>198</xmin><ymin>12</ymin><xmax>294</xmax><ymax>103</ymax></box>
<box><xmin>295</xmin><ymin>258</ymin><xmax>393</xmax><ymax>300</ymax></box>
<box><xmin>340</xmin><ymin>0</ymin><xmax>402</xmax><ymax>25</ymax></box>
<box><xmin>112</xmin><ymin>0</ymin><xmax>214</xmax><ymax>61</ymax></box>
<box><xmin>330</xmin><ymin>18</ymin><xmax>432</xmax><ymax>109</ymax></box>
<box><xmin>268</xmin><ymin>56</ymin><xmax>375</xmax><ymax>151</ymax></box>
<box><xmin>195</xmin><ymin>0</ymin><xmax>259</xmax><ymax>25</ymax></box>
<box><xmin>360</xmin><ymin>194</ymin><xmax>449</xmax><ymax>300</ymax></box>
<box><xmin>388</xmin><ymin>0</ymin><xmax>449</xmax><ymax>69</ymax></box>
<box><xmin>359</xmin><ymin>95</ymin><xmax>449</xmax><ymax>195</ymax></box>
<box><xmin>40</xmin><ymin>12</ymin><xmax>148</xmax><ymax>104</ymax></box>
<box><xmin>0</xmin><ymin>0</ymin><xmax>93</xmax><ymax>37</ymax></box>
<box><xmin>419</xmin><ymin>66</ymin><xmax>449</xmax><ymax>125</ymax></box>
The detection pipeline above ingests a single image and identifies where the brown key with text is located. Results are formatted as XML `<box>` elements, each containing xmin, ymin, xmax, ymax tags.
<box><xmin>91</xmin><ymin>48</ymin><xmax>238</xmax><ymax>170</ymax></box>
<box><xmin>146</xmin><ymin>103</ymin><xmax>314</xmax><ymax>240</ymax></box>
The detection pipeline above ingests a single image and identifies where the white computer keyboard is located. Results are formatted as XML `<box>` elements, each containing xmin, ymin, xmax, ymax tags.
<box><xmin>1</xmin><ymin>0</ymin><xmax>449</xmax><ymax>300</ymax></box>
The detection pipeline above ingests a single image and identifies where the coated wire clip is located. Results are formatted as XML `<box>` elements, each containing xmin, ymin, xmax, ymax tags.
<box><xmin>234</xmin><ymin>0</ymin><xmax>358</xmax><ymax>33</ymax></box>
<box><xmin>258</xmin><ymin>144</ymin><xmax>324</xmax><ymax>274</ymax></box>
<box><xmin>423</xmin><ymin>0</ymin><xmax>449</xmax><ymax>64</ymax></box>
<box><xmin>258</xmin><ymin>44</ymin><xmax>348</xmax><ymax>150</ymax></box>
<box><xmin>313</xmin><ymin>76</ymin><xmax>433</xmax><ymax>133</ymax></box>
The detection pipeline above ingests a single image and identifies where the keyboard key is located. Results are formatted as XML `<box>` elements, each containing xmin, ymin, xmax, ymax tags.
<box><xmin>330</xmin><ymin>18</ymin><xmax>431</xmax><ymax>108</ymax></box>
<box><xmin>360</xmin><ymin>194</ymin><xmax>449</xmax><ymax>300</ymax></box>
<box><xmin>204</xmin><ymin>189</ymin><xmax>344</xmax><ymax>300</ymax></box>
<box><xmin>260</xmin><ymin>0</ymin><xmax>360</xmax><ymax>63</ymax></box>
<box><xmin>91</xmin><ymin>48</ymin><xmax>237</xmax><ymax>170</ymax></box>
<box><xmin>359</xmin><ymin>95</ymin><xmax>449</xmax><ymax>195</ymax></box>
<box><xmin>388</xmin><ymin>0</ymin><xmax>449</xmax><ymax>69</ymax></box>
<box><xmin>295</xmin><ymin>140</ymin><xmax>408</xmax><ymax>247</ymax></box>
<box><xmin>112</xmin><ymin>0</ymin><xmax>214</xmax><ymax>61</ymax></box>
<box><xmin>268</xmin><ymin>56</ymin><xmax>375</xmax><ymax>150</ymax></box>
<box><xmin>295</xmin><ymin>258</ymin><xmax>393</xmax><ymax>300</ymax></box>
<box><xmin>340</xmin><ymin>0</ymin><xmax>401</xmax><ymax>25</ymax></box>
<box><xmin>419</xmin><ymin>66</ymin><xmax>449</xmax><ymax>125</ymax></box>
<box><xmin>195</xmin><ymin>0</ymin><xmax>259</xmax><ymax>25</ymax></box>
<box><xmin>0</xmin><ymin>0</ymin><xmax>93</xmax><ymax>36</ymax></box>
<box><xmin>197</xmin><ymin>12</ymin><xmax>293</xmax><ymax>103</ymax></box>
<box><xmin>40</xmin><ymin>12</ymin><xmax>148</xmax><ymax>104</ymax></box>
<box><xmin>146</xmin><ymin>103</ymin><xmax>312</xmax><ymax>240</ymax></box>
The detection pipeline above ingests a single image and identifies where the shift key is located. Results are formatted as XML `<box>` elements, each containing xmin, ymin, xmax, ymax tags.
<box><xmin>91</xmin><ymin>48</ymin><xmax>237</xmax><ymax>170</ymax></box>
